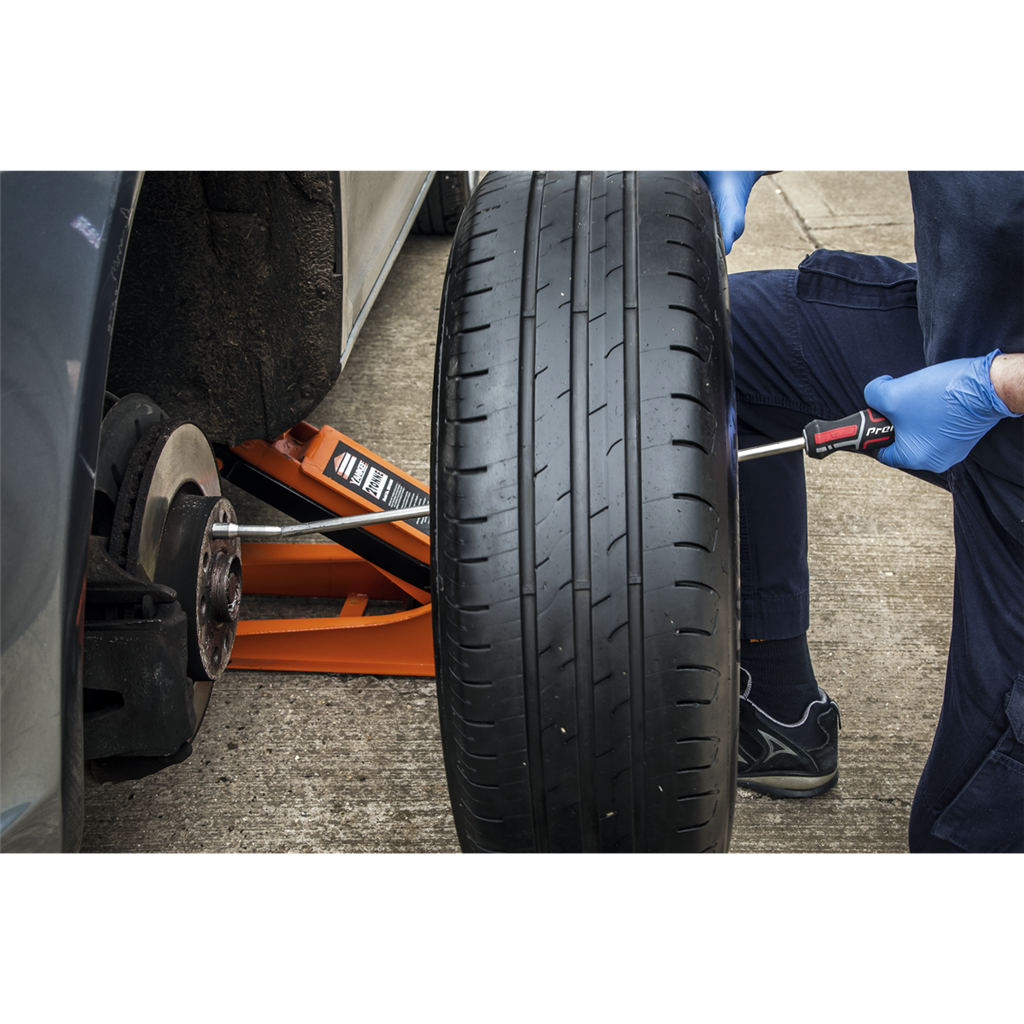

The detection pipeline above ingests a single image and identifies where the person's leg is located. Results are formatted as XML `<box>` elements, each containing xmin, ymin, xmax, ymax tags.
<box><xmin>907</xmin><ymin>462</ymin><xmax>1024</xmax><ymax>852</ymax></box>
<box><xmin>729</xmin><ymin>251</ymin><xmax>935</xmax><ymax>794</ymax></box>
<box><xmin>732</xmin><ymin>252</ymin><xmax>934</xmax><ymax>644</ymax></box>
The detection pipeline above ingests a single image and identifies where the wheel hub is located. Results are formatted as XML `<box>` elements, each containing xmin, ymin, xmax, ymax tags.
<box><xmin>108</xmin><ymin>417</ymin><xmax>241</xmax><ymax>708</ymax></box>
<box><xmin>157</xmin><ymin>493</ymin><xmax>242</xmax><ymax>682</ymax></box>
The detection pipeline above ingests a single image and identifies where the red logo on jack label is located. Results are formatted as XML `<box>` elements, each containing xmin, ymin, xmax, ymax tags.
<box><xmin>333</xmin><ymin>451</ymin><xmax>370</xmax><ymax>486</ymax></box>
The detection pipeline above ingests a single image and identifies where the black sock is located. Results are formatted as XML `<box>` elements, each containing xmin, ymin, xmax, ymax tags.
<box><xmin>741</xmin><ymin>634</ymin><xmax>820</xmax><ymax>723</ymax></box>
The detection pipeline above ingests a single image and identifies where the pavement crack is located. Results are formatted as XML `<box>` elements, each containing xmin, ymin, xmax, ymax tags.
<box><xmin>872</xmin><ymin>795</ymin><xmax>912</xmax><ymax>808</ymax></box>
<box><xmin>775</xmin><ymin>182</ymin><xmax>822</xmax><ymax>250</ymax></box>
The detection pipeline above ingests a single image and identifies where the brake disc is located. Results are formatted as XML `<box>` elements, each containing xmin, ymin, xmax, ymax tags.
<box><xmin>108</xmin><ymin>419</ymin><xmax>240</xmax><ymax>729</ymax></box>
<box><xmin>113</xmin><ymin>419</ymin><xmax>221</xmax><ymax>583</ymax></box>
<box><xmin>95</xmin><ymin>393</ymin><xmax>168</xmax><ymax>514</ymax></box>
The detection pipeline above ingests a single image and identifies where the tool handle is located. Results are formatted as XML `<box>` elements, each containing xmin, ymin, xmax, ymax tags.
<box><xmin>803</xmin><ymin>408</ymin><xmax>895</xmax><ymax>459</ymax></box>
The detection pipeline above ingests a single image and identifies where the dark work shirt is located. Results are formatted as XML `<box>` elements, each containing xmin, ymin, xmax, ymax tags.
<box><xmin>909</xmin><ymin>171</ymin><xmax>1024</xmax><ymax>543</ymax></box>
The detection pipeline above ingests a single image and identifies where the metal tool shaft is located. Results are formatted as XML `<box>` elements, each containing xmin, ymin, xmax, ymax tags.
<box><xmin>737</xmin><ymin>437</ymin><xmax>807</xmax><ymax>463</ymax></box>
<box><xmin>210</xmin><ymin>504</ymin><xmax>430</xmax><ymax>539</ymax></box>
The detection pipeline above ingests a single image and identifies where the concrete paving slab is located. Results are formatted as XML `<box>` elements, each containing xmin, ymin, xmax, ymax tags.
<box><xmin>774</xmin><ymin>171</ymin><xmax>915</xmax><ymax>231</ymax></box>
<box><xmin>728</xmin><ymin>171</ymin><xmax>918</xmax><ymax>273</ymax></box>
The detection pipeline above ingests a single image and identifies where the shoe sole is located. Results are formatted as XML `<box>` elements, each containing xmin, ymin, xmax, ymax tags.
<box><xmin>737</xmin><ymin>769</ymin><xmax>839</xmax><ymax>799</ymax></box>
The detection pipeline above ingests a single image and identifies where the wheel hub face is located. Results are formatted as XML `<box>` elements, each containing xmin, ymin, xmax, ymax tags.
<box><xmin>157</xmin><ymin>493</ymin><xmax>241</xmax><ymax>682</ymax></box>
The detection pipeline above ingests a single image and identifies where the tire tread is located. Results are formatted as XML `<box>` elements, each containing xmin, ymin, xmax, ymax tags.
<box><xmin>432</xmin><ymin>171</ymin><xmax>737</xmax><ymax>853</ymax></box>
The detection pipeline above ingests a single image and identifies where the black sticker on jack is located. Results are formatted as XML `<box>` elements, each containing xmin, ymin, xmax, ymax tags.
<box><xmin>323</xmin><ymin>441</ymin><xmax>429</xmax><ymax>535</ymax></box>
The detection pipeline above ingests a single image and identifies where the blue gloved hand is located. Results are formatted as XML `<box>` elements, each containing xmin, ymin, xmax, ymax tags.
<box><xmin>863</xmin><ymin>349</ymin><xmax>1022</xmax><ymax>474</ymax></box>
<box><xmin>699</xmin><ymin>171</ymin><xmax>762</xmax><ymax>254</ymax></box>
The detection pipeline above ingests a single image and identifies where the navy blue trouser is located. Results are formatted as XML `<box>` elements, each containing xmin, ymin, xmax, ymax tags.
<box><xmin>729</xmin><ymin>248</ymin><xmax>1024</xmax><ymax>853</ymax></box>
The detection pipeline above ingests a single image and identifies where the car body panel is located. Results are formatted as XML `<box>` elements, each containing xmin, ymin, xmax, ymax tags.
<box><xmin>1</xmin><ymin>171</ymin><xmax>142</xmax><ymax>851</ymax></box>
<box><xmin>340</xmin><ymin>171</ymin><xmax>432</xmax><ymax>367</ymax></box>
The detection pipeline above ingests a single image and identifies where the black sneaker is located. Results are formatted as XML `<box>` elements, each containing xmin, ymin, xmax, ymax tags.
<box><xmin>737</xmin><ymin>670</ymin><xmax>841</xmax><ymax>798</ymax></box>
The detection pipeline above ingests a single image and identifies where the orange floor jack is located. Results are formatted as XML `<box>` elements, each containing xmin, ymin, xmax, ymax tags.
<box><xmin>213</xmin><ymin>422</ymin><xmax>434</xmax><ymax>678</ymax></box>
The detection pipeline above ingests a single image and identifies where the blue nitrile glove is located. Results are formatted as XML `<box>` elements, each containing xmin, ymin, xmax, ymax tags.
<box><xmin>863</xmin><ymin>349</ymin><xmax>1022</xmax><ymax>473</ymax></box>
<box><xmin>699</xmin><ymin>171</ymin><xmax>762</xmax><ymax>254</ymax></box>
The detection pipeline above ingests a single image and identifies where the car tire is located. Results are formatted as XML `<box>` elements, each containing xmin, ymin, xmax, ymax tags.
<box><xmin>430</xmin><ymin>171</ymin><xmax>739</xmax><ymax>852</ymax></box>
<box><xmin>413</xmin><ymin>172</ymin><xmax>473</xmax><ymax>235</ymax></box>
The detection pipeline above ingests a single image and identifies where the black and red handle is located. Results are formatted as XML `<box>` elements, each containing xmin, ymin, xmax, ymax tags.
<box><xmin>803</xmin><ymin>408</ymin><xmax>895</xmax><ymax>459</ymax></box>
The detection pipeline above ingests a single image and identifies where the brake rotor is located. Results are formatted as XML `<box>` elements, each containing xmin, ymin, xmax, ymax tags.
<box><xmin>111</xmin><ymin>419</ymin><xmax>221</xmax><ymax>582</ymax></box>
<box><xmin>108</xmin><ymin>419</ymin><xmax>241</xmax><ymax>728</ymax></box>
<box><xmin>95</xmin><ymin>393</ymin><xmax>168</xmax><ymax>513</ymax></box>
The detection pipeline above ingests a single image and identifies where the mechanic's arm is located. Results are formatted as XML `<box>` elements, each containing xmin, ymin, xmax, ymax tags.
<box><xmin>700</xmin><ymin>172</ymin><xmax>763</xmax><ymax>254</ymax></box>
<box><xmin>991</xmin><ymin>351</ymin><xmax>1024</xmax><ymax>413</ymax></box>
<box><xmin>864</xmin><ymin>350</ymin><xmax>1024</xmax><ymax>473</ymax></box>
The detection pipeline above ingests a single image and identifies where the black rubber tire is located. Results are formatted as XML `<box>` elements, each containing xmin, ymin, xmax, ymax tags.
<box><xmin>430</xmin><ymin>171</ymin><xmax>739</xmax><ymax>853</ymax></box>
<box><xmin>413</xmin><ymin>172</ymin><xmax>472</xmax><ymax>235</ymax></box>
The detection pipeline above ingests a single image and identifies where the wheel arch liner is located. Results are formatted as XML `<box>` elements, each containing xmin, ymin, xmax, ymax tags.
<box><xmin>105</xmin><ymin>172</ymin><xmax>346</xmax><ymax>446</ymax></box>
